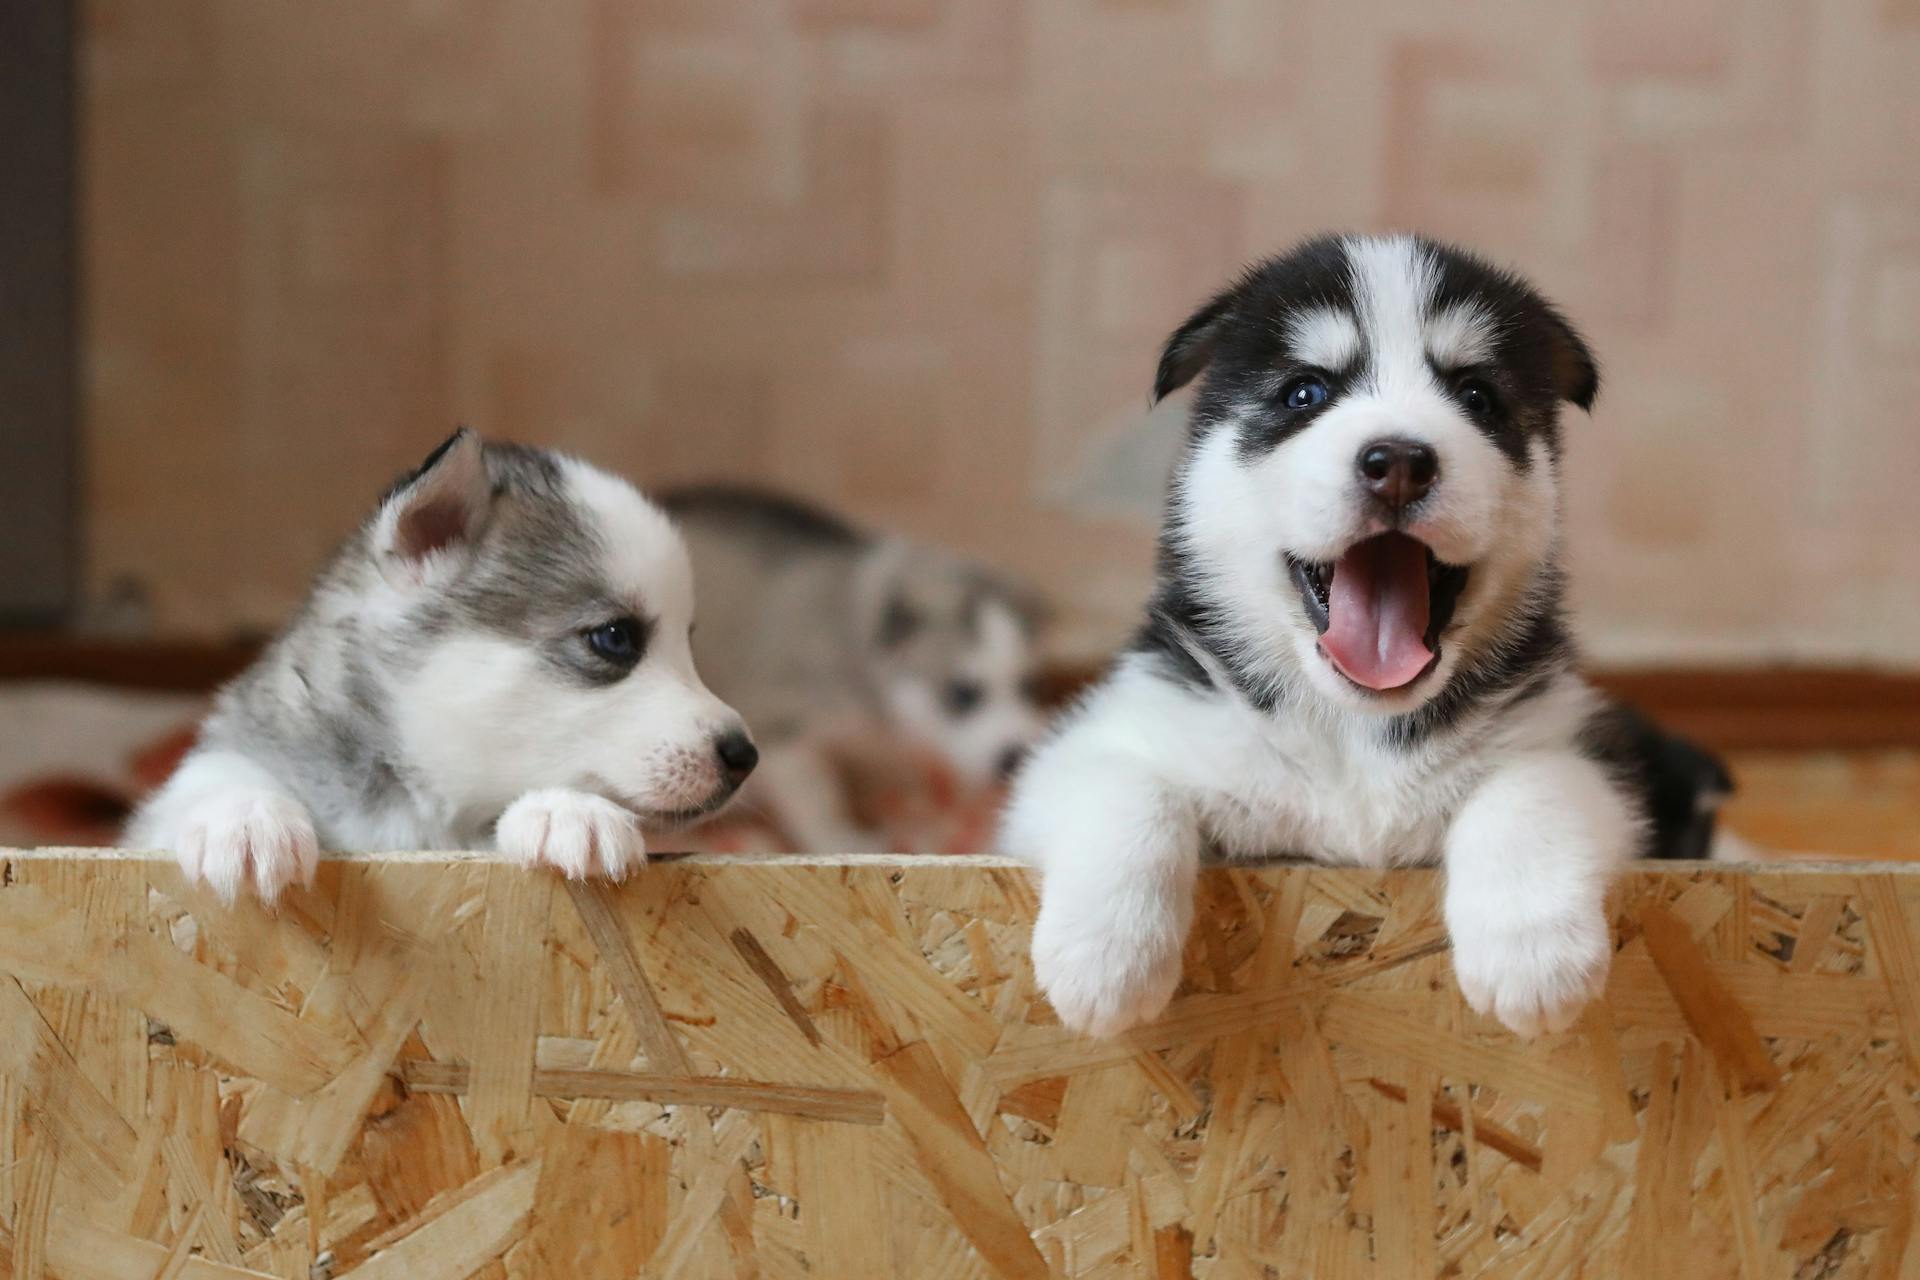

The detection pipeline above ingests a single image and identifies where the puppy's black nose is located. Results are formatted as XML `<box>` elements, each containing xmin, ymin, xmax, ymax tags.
<box><xmin>995</xmin><ymin>745</ymin><xmax>1029</xmax><ymax>782</ymax></box>
<box><xmin>714</xmin><ymin>730</ymin><xmax>758</xmax><ymax>786</ymax></box>
<box><xmin>1358</xmin><ymin>439</ymin><xmax>1439</xmax><ymax>511</ymax></box>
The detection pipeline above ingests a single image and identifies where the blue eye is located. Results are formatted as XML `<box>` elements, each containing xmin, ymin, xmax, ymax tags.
<box><xmin>585</xmin><ymin>616</ymin><xmax>647</xmax><ymax>666</ymax></box>
<box><xmin>1283</xmin><ymin>377</ymin><xmax>1330</xmax><ymax>410</ymax></box>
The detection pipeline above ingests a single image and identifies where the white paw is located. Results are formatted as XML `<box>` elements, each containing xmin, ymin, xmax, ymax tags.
<box><xmin>1030</xmin><ymin>890</ymin><xmax>1186</xmax><ymax>1038</ymax></box>
<box><xmin>495</xmin><ymin>790</ymin><xmax>645</xmax><ymax>881</ymax></box>
<box><xmin>1450</xmin><ymin>903</ymin><xmax>1612</xmax><ymax>1038</ymax></box>
<box><xmin>176</xmin><ymin>790</ymin><xmax>319</xmax><ymax>906</ymax></box>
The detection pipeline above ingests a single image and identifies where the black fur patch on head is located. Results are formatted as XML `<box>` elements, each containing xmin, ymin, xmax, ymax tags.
<box><xmin>1154</xmin><ymin>236</ymin><xmax>1358</xmax><ymax>448</ymax></box>
<box><xmin>1153</xmin><ymin>235</ymin><xmax>1597</xmax><ymax>469</ymax></box>
<box><xmin>1153</xmin><ymin>291</ymin><xmax>1239</xmax><ymax>404</ymax></box>
<box><xmin>1426</xmin><ymin>249</ymin><xmax>1598</xmax><ymax>413</ymax></box>
<box><xmin>1421</xmin><ymin>242</ymin><xmax>1599</xmax><ymax>466</ymax></box>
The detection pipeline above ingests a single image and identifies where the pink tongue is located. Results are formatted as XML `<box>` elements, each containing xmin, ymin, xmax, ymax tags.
<box><xmin>1319</xmin><ymin>534</ymin><xmax>1434</xmax><ymax>691</ymax></box>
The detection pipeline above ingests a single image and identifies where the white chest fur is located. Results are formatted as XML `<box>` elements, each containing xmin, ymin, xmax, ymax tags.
<box><xmin>1044</xmin><ymin>654</ymin><xmax>1602</xmax><ymax>870</ymax></box>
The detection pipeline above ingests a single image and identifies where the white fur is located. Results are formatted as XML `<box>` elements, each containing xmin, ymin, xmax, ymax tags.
<box><xmin>126</xmin><ymin>750</ymin><xmax>319</xmax><ymax>905</ymax></box>
<box><xmin>1006</xmin><ymin>656</ymin><xmax>1626</xmax><ymax>1038</ymax></box>
<box><xmin>1444</xmin><ymin>752</ymin><xmax>1636</xmax><ymax>1035</ymax></box>
<box><xmin>563</xmin><ymin>459</ymin><xmax>695</xmax><ymax>619</ymax></box>
<box><xmin>495</xmin><ymin>788</ymin><xmax>647</xmax><ymax>880</ymax></box>
<box><xmin>1004</xmin><ymin>235</ymin><xmax>1622</xmax><ymax>1040</ymax></box>
<box><xmin>387</xmin><ymin>632</ymin><xmax>738</xmax><ymax>839</ymax></box>
<box><xmin>1425</xmin><ymin>301</ymin><xmax>1501</xmax><ymax>367</ymax></box>
<box><xmin>1284</xmin><ymin>305</ymin><xmax>1362</xmax><ymax>370</ymax></box>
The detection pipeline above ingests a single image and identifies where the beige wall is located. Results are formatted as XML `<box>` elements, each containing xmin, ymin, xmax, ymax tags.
<box><xmin>82</xmin><ymin>0</ymin><xmax>1920</xmax><ymax>664</ymax></box>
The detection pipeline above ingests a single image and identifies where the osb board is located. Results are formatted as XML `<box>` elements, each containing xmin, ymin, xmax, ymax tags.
<box><xmin>1</xmin><ymin>854</ymin><xmax>1919</xmax><ymax>1279</ymax></box>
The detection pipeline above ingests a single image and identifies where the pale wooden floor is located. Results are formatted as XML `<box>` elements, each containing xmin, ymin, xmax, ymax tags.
<box><xmin>1724</xmin><ymin>749</ymin><xmax>1920</xmax><ymax>860</ymax></box>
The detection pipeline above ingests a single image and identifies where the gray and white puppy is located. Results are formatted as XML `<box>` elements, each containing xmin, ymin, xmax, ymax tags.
<box><xmin>665</xmin><ymin>487</ymin><xmax>1046</xmax><ymax>851</ymax></box>
<box><xmin>128</xmin><ymin>430</ymin><xmax>758</xmax><ymax>901</ymax></box>
<box><xmin>1002</xmin><ymin>234</ymin><xmax>1730</xmax><ymax>1039</ymax></box>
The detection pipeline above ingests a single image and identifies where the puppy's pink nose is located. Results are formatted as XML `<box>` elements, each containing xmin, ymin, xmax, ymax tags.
<box><xmin>1358</xmin><ymin>439</ymin><xmax>1439</xmax><ymax>511</ymax></box>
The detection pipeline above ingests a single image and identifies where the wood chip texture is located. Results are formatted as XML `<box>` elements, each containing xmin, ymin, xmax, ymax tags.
<box><xmin>2</xmin><ymin>850</ymin><xmax>1918</xmax><ymax>1278</ymax></box>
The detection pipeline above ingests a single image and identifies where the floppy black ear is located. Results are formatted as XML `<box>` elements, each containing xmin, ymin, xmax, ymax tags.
<box><xmin>1546</xmin><ymin>311</ymin><xmax>1600</xmax><ymax>412</ymax></box>
<box><xmin>1152</xmin><ymin>289</ymin><xmax>1237</xmax><ymax>403</ymax></box>
<box><xmin>373</xmin><ymin>428</ymin><xmax>493</xmax><ymax>587</ymax></box>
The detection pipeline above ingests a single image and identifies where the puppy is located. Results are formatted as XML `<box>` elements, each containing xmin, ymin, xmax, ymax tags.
<box><xmin>1001</xmin><ymin>234</ymin><xmax>1730</xmax><ymax>1038</ymax></box>
<box><xmin>128</xmin><ymin>431</ymin><xmax>758</xmax><ymax>901</ymax></box>
<box><xmin>666</xmin><ymin>486</ymin><xmax>1045</xmax><ymax>851</ymax></box>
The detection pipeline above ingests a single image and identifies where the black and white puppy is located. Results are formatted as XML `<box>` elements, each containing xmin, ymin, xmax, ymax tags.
<box><xmin>128</xmin><ymin>431</ymin><xmax>758</xmax><ymax>901</ymax></box>
<box><xmin>1001</xmin><ymin>233</ymin><xmax>1729</xmax><ymax>1038</ymax></box>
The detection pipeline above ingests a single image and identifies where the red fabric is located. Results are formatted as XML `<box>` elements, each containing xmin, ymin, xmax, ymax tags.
<box><xmin>1</xmin><ymin>776</ymin><xmax>134</xmax><ymax>844</ymax></box>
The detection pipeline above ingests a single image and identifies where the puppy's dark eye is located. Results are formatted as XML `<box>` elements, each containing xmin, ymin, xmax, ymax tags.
<box><xmin>585</xmin><ymin>616</ymin><xmax>648</xmax><ymax>667</ymax></box>
<box><xmin>944</xmin><ymin>679</ymin><xmax>984</xmax><ymax>717</ymax></box>
<box><xmin>1457</xmin><ymin>378</ymin><xmax>1499</xmax><ymax>418</ymax></box>
<box><xmin>1281</xmin><ymin>376</ymin><xmax>1330</xmax><ymax>411</ymax></box>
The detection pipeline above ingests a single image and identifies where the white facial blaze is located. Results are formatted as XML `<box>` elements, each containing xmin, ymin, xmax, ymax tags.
<box><xmin>1346</xmin><ymin>235</ymin><xmax>1439</xmax><ymax>400</ymax></box>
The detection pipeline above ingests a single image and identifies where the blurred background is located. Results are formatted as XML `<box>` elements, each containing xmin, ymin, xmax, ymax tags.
<box><xmin>3</xmin><ymin>1</ymin><xmax>1918</xmax><ymax>853</ymax></box>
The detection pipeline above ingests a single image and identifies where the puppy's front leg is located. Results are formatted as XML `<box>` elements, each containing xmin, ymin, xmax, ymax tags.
<box><xmin>1003</xmin><ymin>745</ymin><xmax>1199</xmax><ymax>1037</ymax></box>
<box><xmin>1444</xmin><ymin>751</ymin><xmax>1637</xmax><ymax>1036</ymax></box>
<box><xmin>126</xmin><ymin>749</ymin><xmax>319</xmax><ymax>905</ymax></box>
<box><xmin>495</xmin><ymin>789</ymin><xmax>647</xmax><ymax>881</ymax></box>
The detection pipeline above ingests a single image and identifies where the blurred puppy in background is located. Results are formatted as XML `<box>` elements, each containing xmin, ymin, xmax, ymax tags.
<box><xmin>667</xmin><ymin>487</ymin><xmax>1048</xmax><ymax>852</ymax></box>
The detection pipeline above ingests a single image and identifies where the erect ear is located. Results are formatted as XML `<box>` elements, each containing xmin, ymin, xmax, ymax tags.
<box><xmin>1545</xmin><ymin>310</ymin><xmax>1600</xmax><ymax>413</ymax></box>
<box><xmin>1152</xmin><ymin>288</ymin><xmax>1237</xmax><ymax>403</ymax></box>
<box><xmin>373</xmin><ymin>428</ymin><xmax>492</xmax><ymax>588</ymax></box>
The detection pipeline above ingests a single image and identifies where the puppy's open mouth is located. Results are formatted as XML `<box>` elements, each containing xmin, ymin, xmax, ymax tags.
<box><xmin>1286</xmin><ymin>533</ymin><xmax>1470</xmax><ymax>693</ymax></box>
